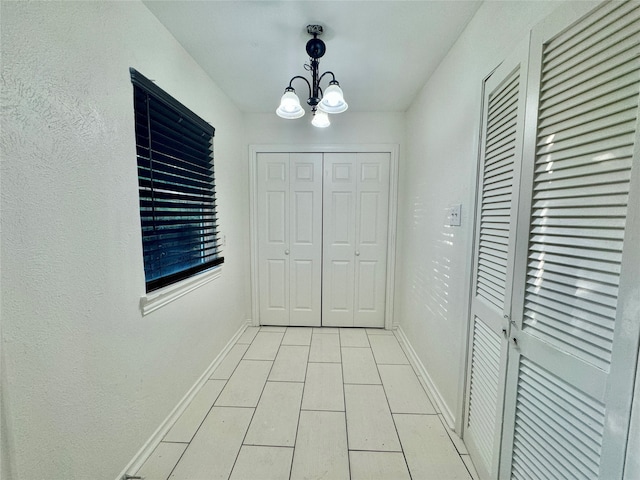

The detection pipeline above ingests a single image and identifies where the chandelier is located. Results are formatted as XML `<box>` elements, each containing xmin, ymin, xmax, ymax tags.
<box><xmin>276</xmin><ymin>25</ymin><xmax>348</xmax><ymax>128</ymax></box>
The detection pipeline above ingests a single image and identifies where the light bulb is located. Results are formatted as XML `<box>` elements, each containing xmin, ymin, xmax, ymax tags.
<box><xmin>319</xmin><ymin>83</ymin><xmax>348</xmax><ymax>114</ymax></box>
<box><xmin>311</xmin><ymin>109</ymin><xmax>330</xmax><ymax>128</ymax></box>
<box><xmin>276</xmin><ymin>90</ymin><xmax>305</xmax><ymax>119</ymax></box>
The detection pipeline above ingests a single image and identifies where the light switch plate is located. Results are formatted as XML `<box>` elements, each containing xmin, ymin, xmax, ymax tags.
<box><xmin>448</xmin><ymin>204</ymin><xmax>462</xmax><ymax>226</ymax></box>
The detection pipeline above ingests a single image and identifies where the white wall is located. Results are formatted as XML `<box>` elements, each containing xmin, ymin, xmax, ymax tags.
<box><xmin>244</xmin><ymin>111</ymin><xmax>405</xmax><ymax>147</ymax></box>
<box><xmin>395</xmin><ymin>0</ymin><xmax>563</xmax><ymax>428</ymax></box>
<box><xmin>0</xmin><ymin>2</ymin><xmax>250</xmax><ymax>479</ymax></box>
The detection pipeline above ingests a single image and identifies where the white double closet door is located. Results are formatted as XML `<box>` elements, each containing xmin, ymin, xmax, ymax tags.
<box><xmin>256</xmin><ymin>151</ymin><xmax>390</xmax><ymax>327</ymax></box>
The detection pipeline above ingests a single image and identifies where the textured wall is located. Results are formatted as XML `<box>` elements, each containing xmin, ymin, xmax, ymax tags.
<box><xmin>395</xmin><ymin>0</ymin><xmax>563</xmax><ymax>427</ymax></box>
<box><xmin>0</xmin><ymin>2</ymin><xmax>249</xmax><ymax>478</ymax></box>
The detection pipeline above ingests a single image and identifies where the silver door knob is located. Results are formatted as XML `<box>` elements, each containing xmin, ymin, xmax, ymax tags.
<box><xmin>285</xmin><ymin>249</ymin><xmax>290</xmax><ymax>255</ymax></box>
<box><xmin>355</xmin><ymin>251</ymin><xmax>360</xmax><ymax>256</ymax></box>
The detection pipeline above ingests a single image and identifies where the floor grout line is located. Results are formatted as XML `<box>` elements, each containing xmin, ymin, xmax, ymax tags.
<box><xmin>372</xmin><ymin>342</ymin><xmax>413</xmax><ymax>480</ymax></box>
<box><xmin>145</xmin><ymin>327</ymin><xmax>471</xmax><ymax>480</ymax></box>
<box><xmin>338</xmin><ymin>324</ymin><xmax>352</xmax><ymax>480</ymax></box>
<box><xmin>225</xmin><ymin>327</ymin><xmax>281</xmax><ymax>480</ymax></box>
<box><xmin>290</xmin><ymin>330</ymin><xmax>309</xmax><ymax>480</ymax></box>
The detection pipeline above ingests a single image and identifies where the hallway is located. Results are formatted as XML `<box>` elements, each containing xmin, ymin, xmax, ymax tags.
<box><xmin>135</xmin><ymin>327</ymin><xmax>479</xmax><ymax>479</ymax></box>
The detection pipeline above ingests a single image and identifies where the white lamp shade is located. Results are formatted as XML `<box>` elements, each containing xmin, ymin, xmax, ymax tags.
<box><xmin>276</xmin><ymin>90</ymin><xmax>305</xmax><ymax>119</ymax></box>
<box><xmin>319</xmin><ymin>84</ymin><xmax>348</xmax><ymax>114</ymax></box>
<box><xmin>311</xmin><ymin>109</ymin><xmax>330</xmax><ymax>128</ymax></box>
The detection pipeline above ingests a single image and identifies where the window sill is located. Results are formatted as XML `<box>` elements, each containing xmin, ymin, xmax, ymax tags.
<box><xmin>140</xmin><ymin>265</ymin><xmax>223</xmax><ymax>316</ymax></box>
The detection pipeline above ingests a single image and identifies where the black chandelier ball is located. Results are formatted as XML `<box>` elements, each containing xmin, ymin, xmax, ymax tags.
<box><xmin>306</xmin><ymin>37</ymin><xmax>326</xmax><ymax>59</ymax></box>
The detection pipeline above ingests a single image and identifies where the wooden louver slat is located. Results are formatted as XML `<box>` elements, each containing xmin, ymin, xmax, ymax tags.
<box><xmin>467</xmin><ymin>318</ymin><xmax>502</xmax><ymax>473</ymax></box>
<box><xmin>511</xmin><ymin>358</ymin><xmax>605</xmax><ymax>479</ymax></box>
<box><xmin>475</xmin><ymin>69</ymin><xmax>520</xmax><ymax>310</ymax></box>
<box><xmin>522</xmin><ymin>8</ymin><xmax>640</xmax><ymax>370</ymax></box>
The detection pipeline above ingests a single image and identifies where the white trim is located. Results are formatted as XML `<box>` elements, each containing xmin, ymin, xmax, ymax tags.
<box><xmin>140</xmin><ymin>266</ymin><xmax>223</xmax><ymax>316</ymax></box>
<box><xmin>248</xmin><ymin>145</ymin><xmax>260</xmax><ymax>327</ymax></box>
<box><xmin>395</xmin><ymin>325</ymin><xmax>456</xmax><ymax>429</ymax></box>
<box><xmin>249</xmin><ymin>143</ymin><xmax>400</xmax><ymax>330</ymax></box>
<box><xmin>384</xmin><ymin>144</ymin><xmax>400</xmax><ymax>331</ymax></box>
<box><xmin>116</xmin><ymin>320</ymin><xmax>250</xmax><ymax>480</ymax></box>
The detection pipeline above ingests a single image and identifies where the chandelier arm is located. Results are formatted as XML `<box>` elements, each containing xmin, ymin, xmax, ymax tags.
<box><xmin>318</xmin><ymin>71</ymin><xmax>337</xmax><ymax>86</ymax></box>
<box><xmin>287</xmin><ymin>75</ymin><xmax>312</xmax><ymax>99</ymax></box>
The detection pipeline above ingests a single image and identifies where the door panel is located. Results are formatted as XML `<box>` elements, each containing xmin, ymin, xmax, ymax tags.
<box><xmin>355</xmin><ymin>261</ymin><xmax>377</xmax><ymax>311</ymax></box>
<box><xmin>323</xmin><ymin>154</ymin><xmax>357</xmax><ymax>326</ymax></box>
<box><xmin>323</xmin><ymin>153</ymin><xmax>390</xmax><ymax>327</ymax></box>
<box><xmin>289</xmin><ymin>153</ymin><xmax>322</xmax><ymax>326</ymax></box>
<box><xmin>331</xmin><ymin>192</ymin><xmax>354</xmax><ymax>244</ymax></box>
<box><xmin>464</xmin><ymin>38</ymin><xmax>529</xmax><ymax>480</ymax></box>
<box><xmin>359</xmin><ymin>192</ymin><xmax>380</xmax><ymax>244</ymax></box>
<box><xmin>292</xmin><ymin>192</ymin><xmax>313</xmax><ymax>244</ymax></box>
<box><xmin>266</xmin><ymin>259</ymin><xmax>287</xmax><ymax>310</ymax></box>
<box><xmin>257</xmin><ymin>152</ymin><xmax>322</xmax><ymax>326</ymax></box>
<box><xmin>258</xmin><ymin>153</ymin><xmax>290</xmax><ymax>325</ymax></box>
<box><xmin>329</xmin><ymin>260</ymin><xmax>351</xmax><ymax>310</ymax></box>
<box><xmin>291</xmin><ymin>259</ymin><xmax>313</xmax><ymax>310</ymax></box>
<box><xmin>501</xmin><ymin>3</ymin><xmax>640</xmax><ymax>478</ymax></box>
<box><xmin>266</xmin><ymin>192</ymin><xmax>286</xmax><ymax>243</ymax></box>
<box><xmin>354</xmin><ymin>154</ymin><xmax>389</xmax><ymax>328</ymax></box>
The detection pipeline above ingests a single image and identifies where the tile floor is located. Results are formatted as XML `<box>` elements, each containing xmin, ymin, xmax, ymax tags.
<box><xmin>136</xmin><ymin>326</ymin><xmax>480</xmax><ymax>480</ymax></box>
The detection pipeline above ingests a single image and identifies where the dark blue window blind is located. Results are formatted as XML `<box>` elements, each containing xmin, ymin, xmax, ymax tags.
<box><xmin>130</xmin><ymin>68</ymin><xmax>224</xmax><ymax>292</ymax></box>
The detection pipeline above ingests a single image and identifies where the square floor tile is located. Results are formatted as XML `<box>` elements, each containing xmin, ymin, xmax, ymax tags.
<box><xmin>215</xmin><ymin>360</ymin><xmax>272</xmax><ymax>407</ymax></box>
<box><xmin>339</xmin><ymin>328</ymin><xmax>370</xmax><ymax>347</ymax></box>
<box><xmin>368</xmin><ymin>335</ymin><xmax>409</xmax><ymax>364</ymax></box>
<box><xmin>344</xmin><ymin>384</ymin><xmax>401</xmax><ymax>451</ymax></box>
<box><xmin>301</xmin><ymin>363</ymin><xmax>344</xmax><ymax>411</ymax></box>
<box><xmin>210</xmin><ymin>343</ymin><xmax>249</xmax><ymax>380</ymax></box>
<box><xmin>164</xmin><ymin>380</ymin><xmax>227</xmax><ymax>442</ymax></box>
<box><xmin>229</xmin><ymin>445</ymin><xmax>293</xmax><ymax>480</ymax></box>
<box><xmin>237</xmin><ymin>326</ymin><xmax>260</xmax><ymax>344</ymax></box>
<box><xmin>282</xmin><ymin>327</ymin><xmax>313</xmax><ymax>346</ymax></box>
<box><xmin>169</xmin><ymin>407</ymin><xmax>252</xmax><ymax>480</ymax></box>
<box><xmin>290</xmin><ymin>410</ymin><xmax>349</xmax><ymax>480</ymax></box>
<box><xmin>313</xmin><ymin>327</ymin><xmax>339</xmax><ymax>334</ymax></box>
<box><xmin>136</xmin><ymin>442</ymin><xmax>186</xmax><ymax>480</ymax></box>
<box><xmin>394</xmin><ymin>414</ymin><xmax>471</xmax><ymax>479</ymax></box>
<box><xmin>378</xmin><ymin>364</ymin><xmax>436</xmax><ymax>414</ymax></box>
<box><xmin>244</xmin><ymin>332</ymin><xmax>284</xmax><ymax>361</ymax></box>
<box><xmin>309</xmin><ymin>333</ymin><xmax>341</xmax><ymax>363</ymax></box>
<box><xmin>269</xmin><ymin>345</ymin><xmax>309</xmax><ymax>382</ymax></box>
<box><xmin>342</xmin><ymin>347</ymin><xmax>381</xmax><ymax>384</ymax></box>
<box><xmin>349</xmin><ymin>451</ymin><xmax>411</xmax><ymax>480</ymax></box>
<box><xmin>244</xmin><ymin>382</ymin><xmax>303</xmax><ymax>447</ymax></box>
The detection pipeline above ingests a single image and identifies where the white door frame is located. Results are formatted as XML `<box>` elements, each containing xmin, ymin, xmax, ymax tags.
<box><xmin>249</xmin><ymin>144</ymin><xmax>400</xmax><ymax>330</ymax></box>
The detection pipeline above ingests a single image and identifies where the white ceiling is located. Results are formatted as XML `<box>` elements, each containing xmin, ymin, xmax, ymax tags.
<box><xmin>143</xmin><ymin>1</ymin><xmax>482</xmax><ymax>113</ymax></box>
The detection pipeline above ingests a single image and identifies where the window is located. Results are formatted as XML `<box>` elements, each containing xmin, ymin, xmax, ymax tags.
<box><xmin>130</xmin><ymin>68</ymin><xmax>223</xmax><ymax>293</ymax></box>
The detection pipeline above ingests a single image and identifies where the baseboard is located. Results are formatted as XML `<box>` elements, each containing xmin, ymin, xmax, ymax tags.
<box><xmin>116</xmin><ymin>320</ymin><xmax>251</xmax><ymax>480</ymax></box>
<box><xmin>394</xmin><ymin>325</ymin><xmax>456</xmax><ymax>429</ymax></box>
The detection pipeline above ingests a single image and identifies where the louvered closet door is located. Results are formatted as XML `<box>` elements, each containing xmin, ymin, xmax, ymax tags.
<box><xmin>464</xmin><ymin>38</ymin><xmax>529</xmax><ymax>480</ymax></box>
<box><xmin>500</xmin><ymin>2</ymin><xmax>640</xmax><ymax>478</ymax></box>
